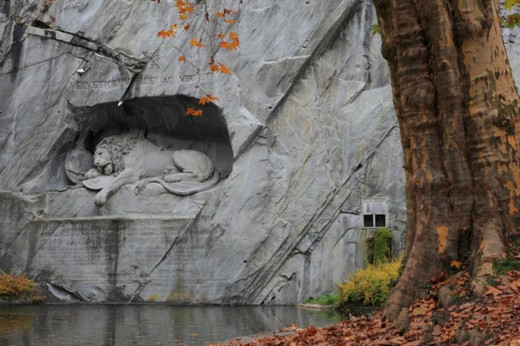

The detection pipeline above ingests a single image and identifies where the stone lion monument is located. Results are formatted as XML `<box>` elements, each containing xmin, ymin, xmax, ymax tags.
<box><xmin>82</xmin><ymin>132</ymin><xmax>219</xmax><ymax>206</ymax></box>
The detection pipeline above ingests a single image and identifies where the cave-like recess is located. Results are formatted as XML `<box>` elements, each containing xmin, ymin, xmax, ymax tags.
<box><xmin>72</xmin><ymin>94</ymin><xmax>233</xmax><ymax>180</ymax></box>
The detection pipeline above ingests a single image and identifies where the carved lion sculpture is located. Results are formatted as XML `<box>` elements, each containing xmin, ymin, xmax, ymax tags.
<box><xmin>83</xmin><ymin>133</ymin><xmax>219</xmax><ymax>206</ymax></box>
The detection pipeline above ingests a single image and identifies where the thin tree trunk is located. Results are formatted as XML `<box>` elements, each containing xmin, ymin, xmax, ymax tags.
<box><xmin>373</xmin><ymin>0</ymin><xmax>520</xmax><ymax>320</ymax></box>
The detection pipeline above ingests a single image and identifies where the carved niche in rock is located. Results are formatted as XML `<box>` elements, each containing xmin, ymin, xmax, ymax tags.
<box><xmin>67</xmin><ymin>132</ymin><xmax>219</xmax><ymax>206</ymax></box>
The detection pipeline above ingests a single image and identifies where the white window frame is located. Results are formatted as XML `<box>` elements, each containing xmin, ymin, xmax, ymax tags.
<box><xmin>362</xmin><ymin>198</ymin><xmax>389</xmax><ymax>228</ymax></box>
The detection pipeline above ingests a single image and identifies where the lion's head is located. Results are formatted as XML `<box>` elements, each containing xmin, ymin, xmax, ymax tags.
<box><xmin>94</xmin><ymin>134</ymin><xmax>138</xmax><ymax>175</ymax></box>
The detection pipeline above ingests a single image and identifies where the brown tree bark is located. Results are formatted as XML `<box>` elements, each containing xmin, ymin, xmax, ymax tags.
<box><xmin>373</xmin><ymin>0</ymin><xmax>520</xmax><ymax>320</ymax></box>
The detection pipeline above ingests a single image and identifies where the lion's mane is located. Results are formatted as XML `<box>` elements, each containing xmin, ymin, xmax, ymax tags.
<box><xmin>96</xmin><ymin>134</ymin><xmax>139</xmax><ymax>175</ymax></box>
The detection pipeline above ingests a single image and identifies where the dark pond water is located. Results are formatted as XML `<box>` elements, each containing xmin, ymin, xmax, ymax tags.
<box><xmin>0</xmin><ymin>305</ymin><xmax>344</xmax><ymax>345</ymax></box>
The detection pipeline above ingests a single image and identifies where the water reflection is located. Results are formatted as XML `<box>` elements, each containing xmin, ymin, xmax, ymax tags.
<box><xmin>0</xmin><ymin>305</ymin><xmax>343</xmax><ymax>345</ymax></box>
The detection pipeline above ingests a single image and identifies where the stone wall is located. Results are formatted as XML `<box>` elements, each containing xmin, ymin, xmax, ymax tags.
<box><xmin>1</xmin><ymin>0</ymin><xmax>500</xmax><ymax>303</ymax></box>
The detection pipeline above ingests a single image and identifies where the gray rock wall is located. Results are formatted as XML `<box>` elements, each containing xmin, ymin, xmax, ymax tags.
<box><xmin>0</xmin><ymin>0</ymin><xmax>462</xmax><ymax>304</ymax></box>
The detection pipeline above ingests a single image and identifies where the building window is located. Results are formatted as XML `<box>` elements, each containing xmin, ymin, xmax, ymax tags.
<box><xmin>362</xmin><ymin>198</ymin><xmax>388</xmax><ymax>228</ymax></box>
<box><xmin>363</xmin><ymin>215</ymin><xmax>374</xmax><ymax>227</ymax></box>
<box><xmin>375</xmin><ymin>214</ymin><xmax>386</xmax><ymax>227</ymax></box>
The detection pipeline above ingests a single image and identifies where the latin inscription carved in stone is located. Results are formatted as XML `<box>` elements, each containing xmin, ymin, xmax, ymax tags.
<box><xmin>74</xmin><ymin>72</ymin><xmax>213</xmax><ymax>90</ymax></box>
<box><xmin>31</xmin><ymin>218</ymin><xmax>193</xmax><ymax>283</ymax></box>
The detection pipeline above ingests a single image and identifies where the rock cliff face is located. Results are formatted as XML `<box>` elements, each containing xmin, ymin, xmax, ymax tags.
<box><xmin>4</xmin><ymin>0</ymin><xmax>516</xmax><ymax>304</ymax></box>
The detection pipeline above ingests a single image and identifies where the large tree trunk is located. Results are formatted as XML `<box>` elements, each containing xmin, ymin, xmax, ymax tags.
<box><xmin>373</xmin><ymin>0</ymin><xmax>520</xmax><ymax>320</ymax></box>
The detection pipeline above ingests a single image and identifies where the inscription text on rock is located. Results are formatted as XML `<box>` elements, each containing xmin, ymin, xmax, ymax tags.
<box><xmin>74</xmin><ymin>72</ymin><xmax>213</xmax><ymax>90</ymax></box>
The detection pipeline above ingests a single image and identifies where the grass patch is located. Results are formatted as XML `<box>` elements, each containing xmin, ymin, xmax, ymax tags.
<box><xmin>305</xmin><ymin>293</ymin><xmax>340</xmax><ymax>306</ymax></box>
<box><xmin>338</xmin><ymin>258</ymin><xmax>401</xmax><ymax>306</ymax></box>
<box><xmin>492</xmin><ymin>258</ymin><xmax>520</xmax><ymax>275</ymax></box>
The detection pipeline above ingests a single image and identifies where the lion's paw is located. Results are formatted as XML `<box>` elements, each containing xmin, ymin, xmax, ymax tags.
<box><xmin>84</xmin><ymin>168</ymin><xmax>100</xmax><ymax>180</ymax></box>
<box><xmin>134</xmin><ymin>179</ymin><xmax>149</xmax><ymax>194</ymax></box>
<box><xmin>94</xmin><ymin>192</ymin><xmax>107</xmax><ymax>206</ymax></box>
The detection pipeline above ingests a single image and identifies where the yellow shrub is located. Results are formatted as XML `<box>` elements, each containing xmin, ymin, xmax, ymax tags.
<box><xmin>0</xmin><ymin>271</ymin><xmax>37</xmax><ymax>301</ymax></box>
<box><xmin>338</xmin><ymin>258</ymin><xmax>401</xmax><ymax>306</ymax></box>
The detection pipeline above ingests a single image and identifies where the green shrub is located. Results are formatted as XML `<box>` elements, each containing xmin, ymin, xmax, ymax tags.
<box><xmin>305</xmin><ymin>293</ymin><xmax>340</xmax><ymax>306</ymax></box>
<box><xmin>373</xmin><ymin>228</ymin><xmax>393</xmax><ymax>264</ymax></box>
<box><xmin>337</xmin><ymin>258</ymin><xmax>401</xmax><ymax>306</ymax></box>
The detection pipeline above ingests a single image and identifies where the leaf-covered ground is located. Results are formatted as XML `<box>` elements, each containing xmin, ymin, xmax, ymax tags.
<box><xmin>216</xmin><ymin>271</ymin><xmax>520</xmax><ymax>345</ymax></box>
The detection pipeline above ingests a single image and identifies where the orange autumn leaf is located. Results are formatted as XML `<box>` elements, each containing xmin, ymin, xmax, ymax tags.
<box><xmin>183</xmin><ymin>23</ymin><xmax>191</xmax><ymax>31</ymax></box>
<box><xmin>218</xmin><ymin>62</ymin><xmax>231</xmax><ymax>74</ymax></box>
<box><xmin>220</xmin><ymin>40</ymin><xmax>238</xmax><ymax>50</ymax></box>
<box><xmin>230</xmin><ymin>32</ymin><xmax>239</xmax><ymax>46</ymax></box>
<box><xmin>484</xmin><ymin>285</ymin><xmax>502</xmax><ymax>297</ymax></box>
<box><xmin>157</xmin><ymin>24</ymin><xmax>177</xmax><ymax>39</ymax></box>
<box><xmin>511</xmin><ymin>278</ymin><xmax>520</xmax><ymax>291</ymax></box>
<box><xmin>217</xmin><ymin>8</ymin><xmax>234</xmax><ymax>18</ymax></box>
<box><xmin>208</xmin><ymin>57</ymin><xmax>231</xmax><ymax>74</ymax></box>
<box><xmin>411</xmin><ymin>306</ymin><xmax>427</xmax><ymax>316</ymax></box>
<box><xmin>209</xmin><ymin>61</ymin><xmax>231</xmax><ymax>74</ymax></box>
<box><xmin>450</xmin><ymin>260</ymin><xmax>463</xmax><ymax>269</ymax></box>
<box><xmin>190</xmin><ymin>38</ymin><xmax>205</xmax><ymax>47</ymax></box>
<box><xmin>199</xmin><ymin>94</ymin><xmax>219</xmax><ymax>105</ymax></box>
<box><xmin>157</xmin><ymin>29</ymin><xmax>173</xmax><ymax>39</ymax></box>
<box><xmin>186</xmin><ymin>108</ymin><xmax>203</xmax><ymax>116</ymax></box>
<box><xmin>175</xmin><ymin>0</ymin><xmax>193</xmax><ymax>21</ymax></box>
<box><xmin>224</xmin><ymin>18</ymin><xmax>235</xmax><ymax>24</ymax></box>
<box><xmin>217</xmin><ymin>34</ymin><xmax>225</xmax><ymax>39</ymax></box>
<box><xmin>175</xmin><ymin>0</ymin><xmax>193</xmax><ymax>14</ymax></box>
<box><xmin>220</xmin><ymin>32</ymin><xmax>239</xmax><ymax>50</ymax></box>
<box><xmin>280</xmin><ymin>324</ymin><xmax>298</xmax><ymax>332</ymax></box>
<box><xmin>178</xmin><ymin>55</ymin><xmax>186</xmax><ymax>62</ymax></box>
